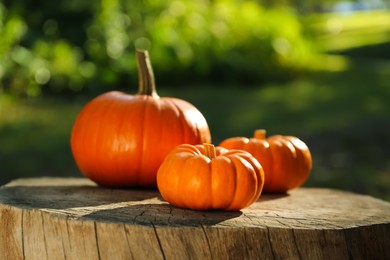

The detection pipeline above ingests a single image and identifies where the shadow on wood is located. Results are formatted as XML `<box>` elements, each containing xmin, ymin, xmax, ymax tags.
<box><xmin>82</xmin><ymin>203</ymin><xmax>242</xmax><ymax>226</ymax></box>
<box><xmin>0</xmin><ymin>184</ymin><xmax>159</xmax><ymax>209</ymax></box>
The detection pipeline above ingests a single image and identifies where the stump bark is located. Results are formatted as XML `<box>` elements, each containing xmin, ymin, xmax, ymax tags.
<box><xmin>0</xmin><ymin>177</ymin><xmax>389</xmax><ymax>260</ymax></box>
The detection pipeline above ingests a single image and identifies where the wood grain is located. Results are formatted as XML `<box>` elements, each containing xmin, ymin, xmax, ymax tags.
<box><xmin>0</xmin><ymin>177</ymin><xmax>389</xmax><ymax>260</ymax></box>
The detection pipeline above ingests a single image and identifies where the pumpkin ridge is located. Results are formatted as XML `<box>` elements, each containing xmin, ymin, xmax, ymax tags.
<box><xmin>133</xmin><ymin>95</ymin><xmax>148</xmax><ymax>185</ymax></box>
<box><xmin>87</xmin><ymin>95</ymin><xmax>116</xmax><ymax>183</ymax></box>
<box><xmin>285</xmin><ymin>138</ymin><xmax>300</xmax><ymax>190</ymax></box>
<box><xmin>271</xmin><ymin>138</ymin><xmax>295</xmax><ymax>192</ymax></box>
<box><xmin>92</xmin><ymin>96</ymin><xmax>119</xmax><ymax>182</ymax></box>
<box><xmin>242</xmin><ymin>141</ymin><xmax>264</xmax><ymax>193</ymax></box>
<box><xmin>225</xmin><ymin>156</ymin><xmax>238</xmax><ymax>210</ymax></box>
<box><xmin>290</xmin><ymin>140</ymin><xmax>304</xmax><ymax>189</ymax></box>
<box><xmin>136</xmin><ymin>95</ymin><xmax>160</xmax><ymax>185</ymax></box>
<box><xmin>209</xmin><ymin>155</ymin><xmax>214</xmax><ymax>209</ymax></box>
<box><xmin>237</xmin><ymin>153</ymin><xmax>263</xmax><ymax>206</ymax></box>
<box><xmin>177</xmin><ymin>144</ymin><xmax>202</xmax><ymax>156</ymax></box>
<box><xmin>173</xmin><ymin>98</ymin><xmax>211</xmax><ymax>144</ymax></box>
<box><xmin>177</xmin><ymin>155</ymin><xmax>192</xmax><ymax>209</ymax></box>
<box><xmin>165</xmin><ymin>98</ymin><xmax>189</xmax><ymax>143</ymax></box>
<box><xmin>160</xmin><ymin>153</ymin><xmax>187</xmax><ymax>206</ymax></box>
<box><xmin>287</xmin><ymin>137</ymin><xmax>311</xmax><ymax>189</ymax></box>
<box><xmin>185</xmin><ymin>155</ymin><xmax>211</xmax><ymax>210</ymax></box>
<box><xmin>236</xmin><ymin>155</ymin><xmax>259</xmax><ymax>209</ymax></box>
<box><xmin>171</xmin><ymin>154</ymin><xmax>187</xmax><ymax>208</ymax></box>
<box><xmin>113</xmin><ymin>96</ymin><xmax>130</xmax><ymax>180</ymax></box>
<box><xmin>266</xmin><ymin>139</ymin><xmax>277</xmax><ymax>192</ymax></box>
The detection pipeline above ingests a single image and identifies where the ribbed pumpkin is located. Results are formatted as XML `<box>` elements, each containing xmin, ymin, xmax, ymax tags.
<box><xmin>157</xmin><ymin>143</ymin><xmax>264</xmax><ymax>211</ymax></box>
<box><xmin>70</xmin><ymin>50</ymin><xmax>211</xmax><ymax>187</ymax></box>
<box><xmin>219</xmin><ymin>129</ymin><xmax>312</xmax><ymax>193</ymax></box>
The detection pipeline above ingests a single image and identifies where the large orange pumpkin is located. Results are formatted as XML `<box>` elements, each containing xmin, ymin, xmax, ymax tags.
<box><xmin>71</xmin><ymin>50</ymin><xmax>211</xmax><ymax>187</ymax></box>
<box><xmin>219</xmin><ymin>129</ymin><xmax>312</xmax><ymax>193</ymax></box>
<box><xmin>157</xmin><ymin>143</ymin><xmax>264</xmax><ymax>211</ymax></box>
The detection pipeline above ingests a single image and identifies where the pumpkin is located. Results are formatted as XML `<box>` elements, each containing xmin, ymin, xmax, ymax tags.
<box><xmin>70</xmin><ymin>50</ymin><xmax>211</xmax><ymax>187</ymax></box>
<box><xmin>157</xmin><ymin>143</ymin><xmax>264</xmax><ymax>211</ymax></box>
<box><xmin>219</xmin><ymin>129</ymin><xmax>312</xmax><ymax>193</ymax></box>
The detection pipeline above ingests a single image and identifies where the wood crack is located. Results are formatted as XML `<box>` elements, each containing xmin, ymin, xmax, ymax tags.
<box><xmin>201</xmin><ymin>225</ymin><xmax>213</xmax><ymax>259</ymax></box>
<box><xmin>275</xmin><ymin>219</ymin><xmax>290</xmax><ymax>228</ymax></box>
<box><xmin>343</xmin><ymin>228</ymin><xmax>354</xmax><ymax>259</ymax></box>
<box><xmin>152</xmin><ymin>224</ymin><xmax>166</xmax><ymax>260</ymax></box>
<box><xmin>123</xmin><ymin>224</ymin><xmax>135</xmax><ymax>260</ymax></box>
<box><xmin>292</xmin><ymin>229</ymin><xmax>303</xmax><ymax>260</ymax></box>
<box><xmin>243</xmin><ymin>227</ymin><xmax>250</xmax><ymax>259</ymax></box>
<box><xmin>94</xmin><ymin>222</ymin><xmax>102</xmax><ymax>260</ymax></box>
<box><xmin>266</xmin><ymin>227</ymin><xmax>276</xmax><ymax>260</ymax></box>
<box><xmin>65</xmin><ymin>218</ymin><xmax>72</xmax><ymax>252</ymax></box>
<box><xmin>253</xmin><ymin>214</ymin><xmax>347</xmax><ymax>229</ymax></box>
<box><xmin>167</xmin><ymin>206</ymin><xmax>173</xmax><ymax>225</ymax></box>
<box><xmin>133</xmin><ymin>210</ymin><xmax>146</xmax><ymax>224</ymax></box>
<box><xmin>21</xmin><ymin>210</ymin><xmax>25</xmax><ymax>260</ymax></box>
<box><xmin>40</xmin><ymin>211</ymin><xmax>49</xmax><ymax>260</ymax></box>
<box><xmin>61</xmin><ymin>220</ymin><xmax>68</xmax><ymax>260</ymax></box>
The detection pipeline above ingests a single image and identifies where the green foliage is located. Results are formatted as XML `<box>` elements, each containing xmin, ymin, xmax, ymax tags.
<box><xmin>0</xmin><ymin>0</ymin><xmax>316</xmax><ymax>96</ymax></box>
<box><xmin>0</xmin><ymin>0</ymin><xmax>96</xmax><ymax>96</ymax></box>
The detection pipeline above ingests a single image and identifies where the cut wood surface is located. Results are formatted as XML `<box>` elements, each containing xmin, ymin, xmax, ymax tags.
<box><xmin>0</xmin><ymin>177</ymin><xmax>389</xmax><ymax>260</ymax></box>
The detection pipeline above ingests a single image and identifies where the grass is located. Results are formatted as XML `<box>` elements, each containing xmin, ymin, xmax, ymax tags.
<box><xmin>305</xmin><ymin>10</ymin><xmax>390</xmax><ymax>52</ymax></box>
<box><xmin>1</xmin><ymin>52</ymin><xmax>389</xmax><ymax>200</ymax></box>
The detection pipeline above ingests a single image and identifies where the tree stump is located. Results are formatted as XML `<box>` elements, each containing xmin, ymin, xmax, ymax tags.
<box><xmin>0</xmin><ymin>177</ymin><xmax>389</xmax><ymax>260</ymax></box>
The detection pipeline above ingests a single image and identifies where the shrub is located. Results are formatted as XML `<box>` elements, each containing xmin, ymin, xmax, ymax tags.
<box><xmin>0</xmin><ymin>0</ymin><xmax>316</xmax><ymax>96</ymax></box>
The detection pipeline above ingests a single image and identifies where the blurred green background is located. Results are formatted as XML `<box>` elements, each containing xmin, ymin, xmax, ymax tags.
<box><xmin>1</xmin><ymin>0</ymin><xmax>389</xmax><ymax>200</ymax></box>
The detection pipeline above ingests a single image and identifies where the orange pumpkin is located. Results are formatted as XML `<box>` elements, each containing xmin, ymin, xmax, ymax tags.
<box><xmin>71</xmin><ymin>50</ymin><xmax>211</xmax><ymax>187</ymax></box>
<box><xmin>157</xmin><ymin>143</ymin><xmax>264</xmax><ymax>211</ymax></box>
<box><xmin>219</xmin><ymin>129</ymin><xmax>312</xmax><ymax>193</ymax></box>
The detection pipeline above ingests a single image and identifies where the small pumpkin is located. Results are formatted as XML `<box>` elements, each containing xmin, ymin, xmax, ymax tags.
<box><xmin>219</xmin><ymin>129</ymin><xmax>312</xmax><ymax>193</ymax></box>
<box><xmin>71</xmin><ymin>50</ymin><xmax>211</xmax><ymax>187</ymax></box>
<box><xmin>157</xmin><ymin>143</ymin><xmax>264</xmax><ymax>211</ymax></box>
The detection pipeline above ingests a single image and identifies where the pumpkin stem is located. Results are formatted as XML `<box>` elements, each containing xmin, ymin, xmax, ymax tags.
<box><xmin>254</xmin><ymin>129</ymin><xmax>266</xmax><ymax>139</ymax></box>
<box><xmin>136</xmin><ymin>50</ymin><xmax>159</xmax><ymax>97</ymax></box>
<box><xmin>204</xmin><ymin>143</ymin><xmax>216</xmax><ymax>159</ymax></box>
